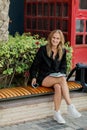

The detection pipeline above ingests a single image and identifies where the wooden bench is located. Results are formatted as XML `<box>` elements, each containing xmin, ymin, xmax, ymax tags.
<box><xmin>0</xmin><ymin>81</ymin><xmax>82</xmax><ymax>101</ymax></box>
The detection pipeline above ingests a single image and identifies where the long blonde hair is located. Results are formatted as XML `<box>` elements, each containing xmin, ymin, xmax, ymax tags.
<box><xmin>46</xmin><ymin>30</ymin><xmax>65</xmax><ymax>60</ymax></box>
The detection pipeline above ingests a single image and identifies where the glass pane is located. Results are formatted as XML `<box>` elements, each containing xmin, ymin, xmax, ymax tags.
<box><xmin>31</xmin><ymin>0</ymin><xmax>36</xmax><ymax>1</ymax></box>
<box><xmin>79</xmin><ymin>0</ymin><xmax>87</xmax><ymax>9</ymax></box>
<box><xmin>43</xmin><ymin>32</ymin><xmax>49</xmax><ymax>39</ymax></box>
<box><xmin>38</xmin><ymin>3</ymin><xmax>42</xmax><ymax>16</ymax></box>
<box><xmin>43</xmin><ymin>19</ymin><xmax>49</xmax><ymax>30</ymax></box>
<box><xmin>44</xmin><ymin>3</ymin><xmax>49</xmax><ymax>16</ymax></box>
<box><xmin>50</xmin><ymin>3</ymin><xmax>55</xmax><ymax>16</ymax></box>
<box><xmin>64</xmin><ymin>34</ymin><xmax>68</xmax><ymax>42</ymax></box>
<box><xmin>62</xmin><ymin>20</ymin><xmax>68</xmax><ymax>32</ymax></box>
<box><xmin>50</xmin><ymin>19</ymin><xmax>55</xmax><ymax>31</ymax></box>
<box><xmin>86</xmin><ymin>20</ymin><xmax>87</xmax><ymax>32</ymax></box>
<box><xmin>56</xmin><ymin>3</ymin><xmax>62</xmax><ymax>16</ymax></box>
<box><xmin>32</xmin><ymin>31</ymin><xmax>38</xmax><ymax>36</ymax></box>
<box><xmin>76</xmin><ymin>35</ymin><xmax>83</xmax><ymax>44</ymax></box>
<box><xmin>56</xmin><ymin>20</ymin><xmax>61</xmax><ymax>29</ymax></box>
<box><xmin>32</xmin><ymin>4</ymin><xmax>36</xmax><ymax>16</ymax></box>
<box><xmin>27</xmin><ymin>19</ymin><xmax>31</xmax><ymax>29</ymax></box>
<box><xmin>37</xmin><ymin>19</ymin><xmax>43</xmax><ymax>30</ymax></box>
<box><xmin>27</xmin><ymin>4</ymin><xmax>31</xmax><ymax>15</ymax></box>
<box><xmin>85</xmin><ymin>35</ymin><xmax>87</xmax><ymax>44</ymax></box>
<box><xmin>63</xmin><ymin>3</ymin><xmax>68</xmax><ymax>17</ymax></box>
<box><xmin>32</xmin><ymin>19</ymin><xmax>37</xmax><ymax>29</ymax></box>
<box><xmin>76</xmin><ymin>20</ymin><xmax>84</xmax><ymax>32</ymax></box>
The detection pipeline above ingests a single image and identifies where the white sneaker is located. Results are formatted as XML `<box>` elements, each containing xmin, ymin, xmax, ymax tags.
<box><xmin>67</xmin><ymin>104</ymin><xmax>81</xmax><ymax>118</ymax></box>
<box><xmin>53</xmin><ymin>111</ymin><xmax>66</xmax><ymax>124</ymax></box>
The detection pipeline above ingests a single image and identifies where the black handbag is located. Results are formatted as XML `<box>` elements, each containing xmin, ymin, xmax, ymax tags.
<box><xmin>67</xmin><ymin>63</ymin><xmax>87</xmax><ymax>92</ymax></box>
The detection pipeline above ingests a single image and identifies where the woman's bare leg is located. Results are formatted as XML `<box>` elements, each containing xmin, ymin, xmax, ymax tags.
<box><xmin>42</xmin><ymin>76</ymin><xmax>71</xmax><ymax>105</ymax></box>
<box><xmin>53</xmin><ymin>84</ymin><xmax>62</xmax><ymax>111</ymax></box>
<box><xmin>58</xmin><ymin>77</ymin><xmax>71</xmax><ymax>105</ymax></box>
<box><xmin>42</xmin><ymin>79</ymin><xmax>66</xmax><ymax>124</ymax></box>
<box><xmin>42</xmin><ymin>76</ymin><xmax>81</xmax><ymax>120</ymax></box>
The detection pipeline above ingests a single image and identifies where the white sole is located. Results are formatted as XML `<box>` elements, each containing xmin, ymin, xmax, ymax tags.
<box><xmin>68</xmin><ymin>112</ymin><xmax>82</xmax><ymax>118</ymax></box>
<box><xmin>53</xmin><ymin>117</ymin><xmax>66</xmax><ymax>124</ymax></box>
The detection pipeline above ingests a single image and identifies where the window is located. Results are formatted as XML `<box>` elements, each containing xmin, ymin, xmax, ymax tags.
<box><xmin>76</xmin><ymin>19</ymin><xmax>87</xmax><ymax>45</ymax></box>
<box><xmin>27</xmin><ymin>19</ymin><xmax>31</xmax><ymax>29</ymax></box>
<box><xmin>76</xmin><ymin>35</ymin><xmax>83</xmax><ymax>44</ymax></box>
<box><xmin>79</xmin><ymin>0</ymin><xmax>87</xmax><ymax>9</ymax></box>
<box><xmin>38</xmin><ymin>3</ymin><xmax>42</xmax><ymax>16</ymax></box>
<box><xmin>32</xmin><ymin>4</ymin><xmax>36</xmax><ymax>16</ymax></box>
<box><xmin>86</xmin><ymin>20</ymin><xmax>87</xmax><ymax>32</ymax></box>
<box><xmin>27</xmin><ymin>4</ymin><xmax>31</xmax><ymax>15</ymax></box>
<box><xmin>62</xmin><ymin>20</ymin><xmax>68</xmax><ymax>32</ymax></box>
<box><xmin>32</xmin><ymin>19</ymin><xmax>37</xmax><ymax>29</ymax></box>
<box><xmin>44</xmin><ymin>3</ymin><xmax>49</xmax><ymax>16</ymax></box>
<box><xmin>50</xmin><ymin>3</ymin><xmax>55</xmax><ymax>16</ymax></box>
<box><xmin>24</xmin><ymin>0</ymin><xmax>69</xmax><ymax>40</ymax></box>
<box><xmin>56</xmin><ymin>3</ymin><xmax>61</xmax><ymax>16</ymax></box>
<box><xmin>76</xmin><ymin>20</ymin><xmax>84</xmax><ymax>32</ymax></box>
<box><xmin>85</xmin><ymin>35</ymin><xmax>87</xmax><ymax>44</ymax></box>
<box><xmin>63</xmin><ymin>3</ymin><xmax>68</xmax><ymax>16</ymax></box>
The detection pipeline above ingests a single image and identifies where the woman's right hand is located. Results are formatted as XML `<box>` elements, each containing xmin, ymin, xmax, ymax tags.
<box><xmin>31</xmin><ymin>78</ymin><xmax>37</xmax><ymax>86</ymax></box>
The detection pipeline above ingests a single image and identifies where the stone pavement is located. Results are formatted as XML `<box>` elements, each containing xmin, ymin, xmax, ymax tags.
<box><xmin>0</xmin><ymin>111</ymin><xmax>87</xmax><ymax>130</ymax></box>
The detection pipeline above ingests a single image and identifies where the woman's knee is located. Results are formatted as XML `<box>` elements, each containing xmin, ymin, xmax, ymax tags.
<box><xmin>59</xmin><ymin>77</ymin><xmax>67</xmax><ymax>84</ymax></box>
<box><xmin>54</xmin><ymin>84</ymin><xmax>62</xmax><ymax>92</ymax></box>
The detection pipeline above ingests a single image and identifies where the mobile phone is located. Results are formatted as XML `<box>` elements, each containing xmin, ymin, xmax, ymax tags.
<box><xmin>32</xmin><ymin>83</ymin><xmax>39</xmax><ymax>88</ymax></box>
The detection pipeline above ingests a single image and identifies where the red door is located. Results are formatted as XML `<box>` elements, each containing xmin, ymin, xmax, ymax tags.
<box><xmin>71</xmin><ymin>0</ymin><xmax>87</xmax><ymax>67</ymax></box>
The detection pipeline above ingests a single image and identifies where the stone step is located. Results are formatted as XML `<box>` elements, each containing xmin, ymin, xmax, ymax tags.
<box><xmin>0</xmin><ymin>92</ymin><xmax>87</xmax><ymax>127</ymax></box>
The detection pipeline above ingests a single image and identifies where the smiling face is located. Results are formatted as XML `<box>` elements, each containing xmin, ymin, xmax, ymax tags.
<box><xmin>47</xmin><ymin>30</ymin><xmax>65</xmax><ymax>59</ymax></box>
<box><xmin>51</xmin><ymin>32</ymin><xmax>61</xmax><ymax>47</ymax></box>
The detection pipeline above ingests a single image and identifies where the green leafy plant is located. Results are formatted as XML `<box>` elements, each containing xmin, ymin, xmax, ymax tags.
<box><xmin>0</xmin><ymin>33</ymin><xmax>72</xmax><ymax>88</ymax></box>
<box><xmin>65</xmin><ymin>42</ymin><xmax>73</xmax><ymax>74</ymax></box>
<box><xmin>0</xmin><ymin>33</ymin><xmax>47</xmax><ymax>88</ymax></box>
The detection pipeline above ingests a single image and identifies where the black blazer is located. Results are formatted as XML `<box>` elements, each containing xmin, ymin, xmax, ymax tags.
<box><xmin>30</xmin><ymin>45</ymin><xmax>67</xmax><ymax>85</ymax></box>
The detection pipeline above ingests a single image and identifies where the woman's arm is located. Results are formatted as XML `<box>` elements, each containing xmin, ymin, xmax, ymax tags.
<box><xmin>60</xmin><ymin>49</ymin><xmax>67</xmax><ymax>74</ymax></box>
<box><xmin>29</xmin><ymin>47</ymin><xmax>42</xmax><ymax>79</ymax></box>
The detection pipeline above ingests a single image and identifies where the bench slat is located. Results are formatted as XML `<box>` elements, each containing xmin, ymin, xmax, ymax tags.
<box><xmin>0</xmin><ymin>81</ymin><xmax>82</xmax><ymax>101</ymax></box>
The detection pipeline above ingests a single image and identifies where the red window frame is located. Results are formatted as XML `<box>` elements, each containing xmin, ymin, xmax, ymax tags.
<box><xmin>74</xmin><ymin>0</ymin><xmax>87</xmax><ymax>46</ymax></box>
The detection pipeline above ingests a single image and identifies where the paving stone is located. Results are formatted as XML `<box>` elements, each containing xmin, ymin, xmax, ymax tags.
<box><xmin>61</xmin><ymin>128</ymin><xmax>75</xmax><ymax>130</ymax></box>
<box><xmin>0</xmin><ymin>111</ymin><xmax>87</xmax><ymax>130</ymax></box>
<box><xmin>76</xmin><ymin>128</ymin><xmax>84</xmax><ymax>130</ymax></box>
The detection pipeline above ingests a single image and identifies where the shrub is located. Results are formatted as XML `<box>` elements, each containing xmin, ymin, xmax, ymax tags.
<box><xmin>0</xmin><ymin>33</ymin><xmax>72</xmax><ymax>88</ymax></box>
<box><xmin>65</xmin><ymin>42</ymin><xmax>73</xmax><ymax>74</ymax></box>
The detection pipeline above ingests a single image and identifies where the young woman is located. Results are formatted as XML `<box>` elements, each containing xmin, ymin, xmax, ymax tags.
<box><xmin>30</xmin><ymin>30</ymin><xmax>81</xmax><ymax>124</ymax></box>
